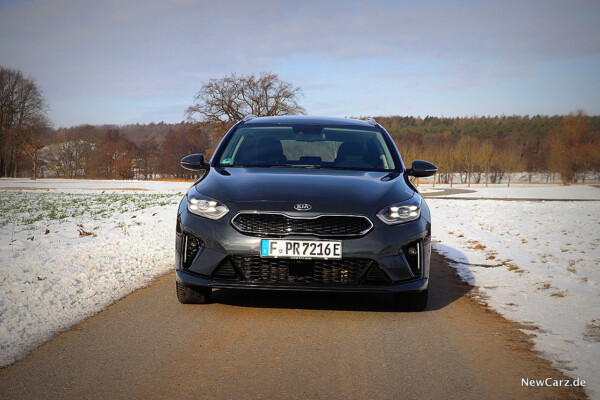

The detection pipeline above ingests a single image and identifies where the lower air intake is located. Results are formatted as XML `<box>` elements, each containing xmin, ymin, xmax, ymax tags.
<box><xmin>213</xmin><ymin>259</ymin><xmax>238</xmax><ymax>280</ymax></box>
<box><xmin>232</xmin><ymin>256</ymin><xmax>373</xmax><ymax>284</ymax></box>
<box><xmin>365</xmin><ymin>264</ymin><xmax>392</xmax><ymax>283</ymax></box>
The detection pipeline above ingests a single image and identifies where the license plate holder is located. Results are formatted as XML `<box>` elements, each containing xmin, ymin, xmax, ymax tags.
<box><xmin>288</xmin><ymin>261</ymin><xmax>314</xmax><ymax>277</ymax></box>
<box><xmin>260</xmin><ymin>239</ymin><xmax>342</xmax><ymax>259</ymax></box>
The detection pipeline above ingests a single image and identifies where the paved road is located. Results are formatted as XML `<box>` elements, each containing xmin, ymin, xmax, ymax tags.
<box><xmin>0</xmin><ymin>252</ymin><xmax>586</xmax><ymax>399</ymax></box>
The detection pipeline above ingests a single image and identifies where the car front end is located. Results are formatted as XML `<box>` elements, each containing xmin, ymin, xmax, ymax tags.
<box><xmin>175</xmin><ymin>116</ymin><xmax>436</xmax><ymax>310</ymax></box>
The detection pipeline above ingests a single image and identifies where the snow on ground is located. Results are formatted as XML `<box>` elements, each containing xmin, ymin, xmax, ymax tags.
<box><xmin>420</xmin><ymin>183</ymin><xmax>600</xmax><ymax>200</ymax></box>
<box><xmin>427</xmin><ymin>184</ymin><xmax>600</xmax><ymax>399</ymax></box>
<box><xmin>1</xmin><ymin>179</ymin><xmax>599</xmax><ymax>398</ymax></box>
<box><xmin>0</xmin><ymin>179</ymin><xmax>191</xmax><ymax>367</ymax></box>
<box><xmin>0</xmin><ymin>178</ymin><xmax>192</xmax><ymax>193</ymax></box>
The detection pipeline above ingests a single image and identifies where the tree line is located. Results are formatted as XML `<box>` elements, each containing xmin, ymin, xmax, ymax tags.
<box><xmin>1</xmin><ymin>67</ymin><xmax>599</xmax><ymax>184</ymax></box>
<box><xmin>13</xmin><ymin>113</ymin><xmax>594</xmax><ymax>185</ymax></box>
<box><xmin>379</xmin><ymin>113</ymin><xmax>600</xmax><ymax>186</ymax></box>
<box><xmin>40</xmin><ymin>123</ymin><xmax>221</xmax><ymax>180</ymax></box>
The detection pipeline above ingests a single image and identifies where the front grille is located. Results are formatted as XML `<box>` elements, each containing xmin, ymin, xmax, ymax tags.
<box><xmin>232</xmin><ymin>256</ymin><xmax>374</xmax><ymax>284</ymax></box>
<box><xmin>231</xmin><ymin>213</ymin><xmax>373</xmax><ymax>237</ymax></box>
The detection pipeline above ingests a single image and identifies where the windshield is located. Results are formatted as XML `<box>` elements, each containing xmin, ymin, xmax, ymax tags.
<box><xmin>217</xmin><ymin>124</ymin><xmax>396</xmax><ymax>171</ymax></box>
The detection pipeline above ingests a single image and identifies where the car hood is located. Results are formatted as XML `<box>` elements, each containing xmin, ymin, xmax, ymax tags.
<box><xmin>194</xmin><ymin>167</ymin><xmax>415</xmax><ymax>207</ymax></box>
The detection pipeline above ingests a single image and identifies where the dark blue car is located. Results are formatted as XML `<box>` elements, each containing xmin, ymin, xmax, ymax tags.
<box><xmin>175</xmin><ymin>116</ymin><xmax>437</xmax><ymax>310</ymax></box>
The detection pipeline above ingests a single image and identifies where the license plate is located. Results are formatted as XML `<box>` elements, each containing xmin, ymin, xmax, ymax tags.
<box><xmin>260</xmin><ymin>239</ymin><xmax>342</xmax><ymax>259</ymax></box>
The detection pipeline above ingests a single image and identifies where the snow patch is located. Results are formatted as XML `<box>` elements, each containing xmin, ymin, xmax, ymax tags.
<box><xmin>428</xmin><ymin>187</ymin><xmax>600</xmax><ymax>399</ymax></box>
<box><xmin>0</xmin><ymin>180</ymin><xmax>187</xmax><ymax>367</ymax></box>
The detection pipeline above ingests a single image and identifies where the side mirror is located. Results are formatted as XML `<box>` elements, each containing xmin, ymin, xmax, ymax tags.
<box><xmin>181</xmin><ymin>154</ymin><xmax>210</xmax><ymax>171</ymax></box>
<box><xmin>406</xmin><ymin>160</ymin><xmax>437</xmax><ymax>177</ymax></box>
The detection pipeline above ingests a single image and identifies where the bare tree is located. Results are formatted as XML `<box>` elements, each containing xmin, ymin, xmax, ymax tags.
<box><xmin>88</xmin><ymin>129</ymin><xmax>137</xmax><ymax>179</ymax></box>
<box><xmin>456</xmin><ymin>136</ymin><xmax>480</xmax><ymax>187</ymax></box>
<box><xmin>0</xmin><ymin>66</ymin><xmax>49</xmax><ymax>177</ymax></box>
<box><xmin>496</xmin><ymin>142</ymin><xmax>523</xmax><ymax>187</ymax></box>
<box><xmin>441</xmin><ymin>140</ymin><xmax>459</xmax><ymax>187</ymax></box>
<box><xmin>137</xmin><ymin>137</ymin><xmax>160</xmax><ymax>179</ymax></box>
<box><xmin>21</xmin><ymin>116</ymin><xmax>51</xmax><ymax>179</ymax></box>
<box><xmin>186</xmin><ymin>72</ymin><xmax>306</xmax><ymax>123</ymax></box>
<box><xmin>44</xmin><ymin>125</ymin><xmax>102</xmax><ymax>178</ymax></box>
<box><xmin>548</xmin><ymin>112</ymin><xmax>594</xmax><ymax>185</ymax></box>
<box><xmin>479</xmin><ymin>140</ymin><xmax>496</xmax><ymax>187</ymax></box>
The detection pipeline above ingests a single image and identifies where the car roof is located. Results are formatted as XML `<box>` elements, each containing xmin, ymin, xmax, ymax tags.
<box><xmin>243</xmin><ymin>115</ymin><xmax>376</xmax><ymax>127</ymax></box>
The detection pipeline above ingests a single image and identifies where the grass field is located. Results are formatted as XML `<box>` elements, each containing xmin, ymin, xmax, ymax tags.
<box><xmin>0</xmin><ymin>192</ymin><xmax>181</xmax><ymax>228</ymax></box>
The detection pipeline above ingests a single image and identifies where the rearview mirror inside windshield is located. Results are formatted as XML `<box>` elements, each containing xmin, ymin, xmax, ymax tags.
<box><xmin>294</xmin><ymin>126</ymin><xmax>325</xmax><ymax>141</ymax></box>
<box><xmin>293</xmin><ymin>125</ymin><xmax>325</xmax><ymax>141</ymax></box>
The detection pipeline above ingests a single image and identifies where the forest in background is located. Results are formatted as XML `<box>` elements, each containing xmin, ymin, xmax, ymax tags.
<box><xmin>2</xmin><ymin>67</ymin><xmax>598</xmax><ymax>185</ymax></box>
<box><xmin>3</xmin><ymin>114</ymin><xmax>600</xmax><ymax>185</ymax></box>
<box><xmin>379</xmin><ymin>114</ymin><xmax>600</xmax><ymax>185</ymax></box>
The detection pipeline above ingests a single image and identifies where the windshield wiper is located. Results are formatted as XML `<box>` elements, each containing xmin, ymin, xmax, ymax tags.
<box><xmin>279</xmin><ymin>165</ymin><xmax>322</xmax><ymax>169</ymax></box>
<box><xmin>232</xmin><ymin>165</ymin><xmax>323</xmax><ymax>169</ymax></box>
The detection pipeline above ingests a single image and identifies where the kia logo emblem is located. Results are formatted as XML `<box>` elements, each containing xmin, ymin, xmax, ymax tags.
<box><xmin>294</xmin><ymin>203</ymin><xmax>312</xmax><ymax>211</ymax></box>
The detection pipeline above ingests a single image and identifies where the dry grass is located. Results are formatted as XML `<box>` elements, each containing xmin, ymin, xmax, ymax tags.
<box><xmin>467</xmin><ymin>239</ymin><xmax>486</xmax><ymax>250</ymax></box>
<box><xmin>500</xmin><ymin>259</ymin><xmax>525</xmax><ymax>273</ymax></box>
<box><xmin>486</xmin><ymin>249</ymin><xmax>498</xmax><ymax>260</ymax></box>
<box><xmin>507</xmin><ymin>264</ymin><xmax>525</xmax><ymax>273</ymax></box>
<box><xmin>78</xmin><ymin>228</ymin><xmax>96</xmax><ymax>238</ymax></box>
<box><xmin>152</xmin><ymin>178</ymin><xmax>196</xmax><ymax>182</ymax></box>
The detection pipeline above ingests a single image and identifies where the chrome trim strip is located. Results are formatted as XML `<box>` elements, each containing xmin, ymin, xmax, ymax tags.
<box><xmin>417</xmin><ymin>240</ymin><xmax>421</xmax><ymax>272</ymax></box>
<box><xmin>230</xmin><ymin>211</ymin><xmax>374</xmax><ymax>237</ymax></box>
<box><xmin>183</xmin><ymin>234</ymin><xmax>188</xmax><ymax>264</ymax></box>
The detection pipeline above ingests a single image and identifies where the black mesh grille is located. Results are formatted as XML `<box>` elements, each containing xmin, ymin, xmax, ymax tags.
<box><xmin>232</xmin><ymin>256</ymin><xmax>374</xmax><ymax>284</ymax></box>
<box><xmin>213</xmin><ymin>259</ymin><xmax>238</xmax><ymax>280</ymax></box>
<box><xmin>231</xmin><ymin>213</ymin><xmax>372</xmax><ymax>237</ymax></box>
<box><xmin>365</xmin><ymin>264</ymin><xmax>391</xmax><ymax>282</ymax></box>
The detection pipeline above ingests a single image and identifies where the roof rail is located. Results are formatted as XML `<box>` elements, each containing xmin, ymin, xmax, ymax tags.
<box><xmin>365</xmin><ymin>118</ymin><xmax>378</xmax><ymax>126</ymax></box>
<box><xmin>243</xmin><ymin>115</ymin><xmax>257</xmax><ymax>122</ymax></box>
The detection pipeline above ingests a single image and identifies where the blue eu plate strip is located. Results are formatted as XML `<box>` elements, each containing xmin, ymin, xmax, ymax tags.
<box><xmin>261</xmin><ymin>240</ymin><xmax>270</xmax><ymax>256</ymax></box>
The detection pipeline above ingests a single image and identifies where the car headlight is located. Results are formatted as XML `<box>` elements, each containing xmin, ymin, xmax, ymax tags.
<box><xmin>376</xmin><ymin>197</ymin><xmax>421</xmax><ymax>225</ymax></box>
<box><xmin>187</xmin><ymin>189</ymin><xmax>229</xmax><ymax>220</ymax></box>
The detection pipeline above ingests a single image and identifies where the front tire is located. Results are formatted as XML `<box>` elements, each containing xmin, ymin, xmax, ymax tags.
<box><xmin>176</xmin><ymin>281</ymin><xmax>212</xmax><ymax>304</ymax></box>
<box><xmin>394</xmin><ymin>289</ymin><xmax>428</xmax><ymax>311</ymax></box>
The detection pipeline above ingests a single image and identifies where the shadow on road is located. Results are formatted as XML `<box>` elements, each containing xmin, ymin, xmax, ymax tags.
<box><xmin>211</xmin><ymin>249</ymin><xmax>474</xmax><ymax>312</ymax></box>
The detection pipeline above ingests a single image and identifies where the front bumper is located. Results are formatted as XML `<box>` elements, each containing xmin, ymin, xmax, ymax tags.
<box><xmin>177</xmin><ymin>269</ymin><xmax>428</xmax><ymax>294</ymax></box>
<box><xmin>175</xmin><ymin>199</ymin><xmax>431</xmax><ymax>294</ymax></box>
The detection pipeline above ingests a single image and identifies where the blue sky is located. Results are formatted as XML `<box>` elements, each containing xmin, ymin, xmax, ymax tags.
<box><xmin>1</xmin><ymin>0</ymin><xmax>599</xmax><ymax>127</ymax></box>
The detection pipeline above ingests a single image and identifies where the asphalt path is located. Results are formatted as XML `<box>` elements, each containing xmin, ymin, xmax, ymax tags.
<box><xmin>0</xmin><ymin>252</ymin><xmax>586</xmax><ymax>399</ymax></box>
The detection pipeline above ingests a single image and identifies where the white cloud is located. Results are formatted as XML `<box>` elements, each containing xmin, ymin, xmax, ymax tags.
<box><xmin>1</xmin><ymin>0</ymin><xmax>599</xmax><ymax>125</ymax></box>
